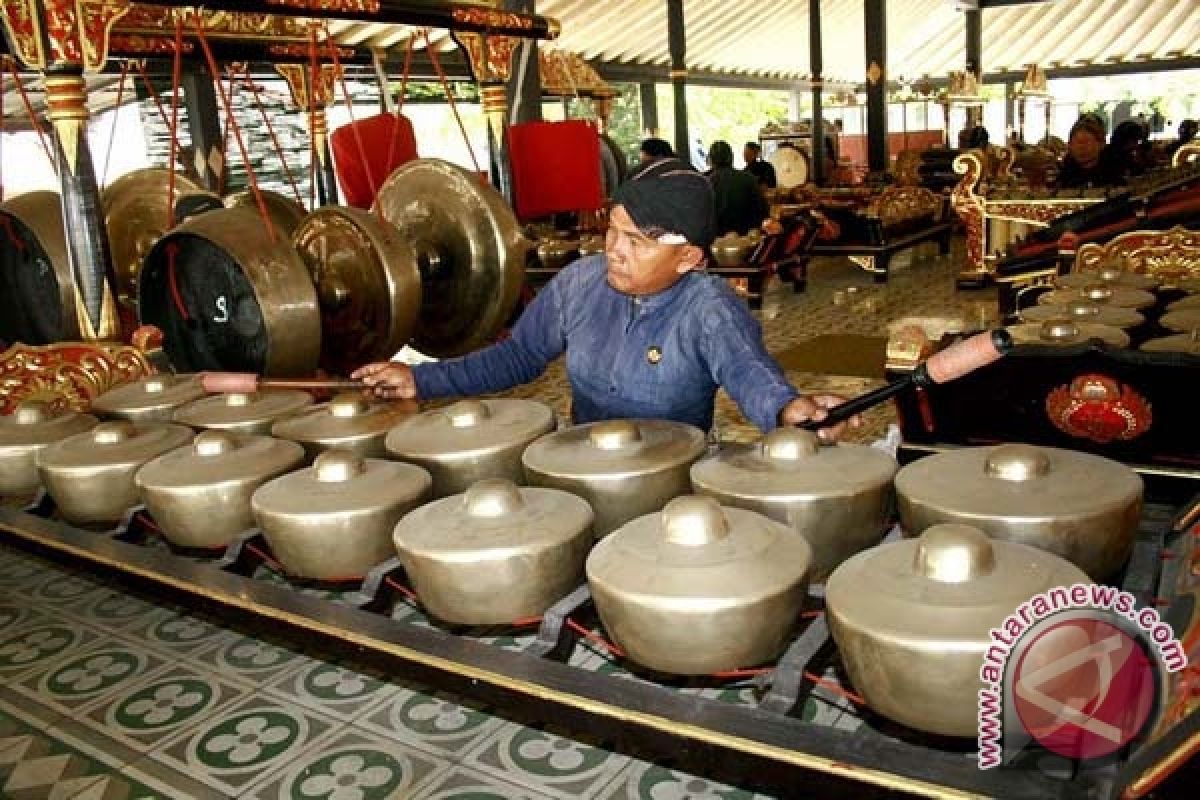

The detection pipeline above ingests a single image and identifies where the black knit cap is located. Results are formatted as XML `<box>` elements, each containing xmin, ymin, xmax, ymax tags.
<box><xmin>612</xmin><ymin>158</ymin><xmax>716</xmax><ymax>248</ymax></box>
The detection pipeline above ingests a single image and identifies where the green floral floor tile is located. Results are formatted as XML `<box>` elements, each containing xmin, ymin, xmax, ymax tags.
<box><xmin>357</xmin><ymin>686</ymin><xmax>507</xmax><ymax>758</ymax></box>
<box><xmin>190</xmin><ymin>633</ymin><xmax>316</xmax><ymax>685</ymax></box>
<box><xmin>9</xmin><ymin>637</ymin><xmax>172</xmax><ymax>717</ymax></box>
<box><xmin>0</xmin><ymin>695</ymin><xmax>174</xmax><ymax>799</ymax></box>
<box><xmin>0</xmin><ymin>622</ymin><xmax>105</xmax><ymax>683</ymax></box>
<box><xmin>64</xmin><ymin>586</ymin><xmax>177</xmax><ymax>632</ymax></box>
<box><xmin>74</xmin><ymin>664</ymin><xmax>255</xmax><ymax>754</ymax></box>
<box><xmin>410</xmin><ymin>765</ymin><xmax>556</xmax><ymax>800</ymax></box>
<box><xmin>264</xmin><ymin>661</ymin><xmax>400</xmax><ymax>722</ymax></box>
<box><xmin>462</xmin><ymin>723</ymin><xmax>629</xmax><ymax>800</ymax></box>
<box><xmin>599</xmin><ymin>763</ymin><xmax>778</xmax><ymax>800</ymax></box>
<box><xmin>241</xmin><ymin>725</ymin><xmax>449</xmax><ymax>800</ymax></box>
<box><xmin>147</xmin><ymin>696</ymin><xmax>340</xmax><ymax>796</ymax></box>
<box><xmin>124</xmin><ymin>610</ymin><xmax>235</xmax><ymax>663</ymax></box>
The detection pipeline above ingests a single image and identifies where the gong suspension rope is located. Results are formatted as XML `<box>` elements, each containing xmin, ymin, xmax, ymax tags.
<box><xmin>321</xmin><ymin>22</ymin><xmax>381</xmax><ymax>215</ymax></box>
<box><xmin>134</xmin><ymin>60</ymin><xmax>190</xmax><ymax>178</ymax></box>
<box><xmin>232</xmin><ymin>63</ymin><xmax>304</xmax><ymax>207</ymax></box>
<box><xmin>383</xmin><ymin>33</ymin><xmax>416</xmax><ymax>182</ymax></box>
<box><xmin>424</xmin><ymin>29</ymin><xmax>482</xmax><ymax>176</ymax></box>
<box><xmin>164</xmin><ymin>17</ymin><xmax>189</xmax><ymax>323</ymax></box>
<box><xmin>193</xmin><ymin>18</ymin><xmax>278</xmax><ymax>245</ymax></box>
<box><xmin>307</xmin><ymin>26</ymin><xmax>321</xmax><ymax>209</ymax></box>
<box><xmin>5</xmin><ymin>57</ymin><xmax>56</xmax><ymax>171</ymax></box>
<box><xmin>100</xmin><ymin>60</ymin><xmax>131</xmax><ymax>187</ymax></box>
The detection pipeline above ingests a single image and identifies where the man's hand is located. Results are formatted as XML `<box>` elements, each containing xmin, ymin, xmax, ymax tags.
<box><xmin>351</xmin><ymin>362</ymin><xmax>417</xmax><ymax>401</ymax></box>
<box><xmin>778</xmin><ymin>394</ymin><xmax>861</xmax><ymax>442</ymax></box>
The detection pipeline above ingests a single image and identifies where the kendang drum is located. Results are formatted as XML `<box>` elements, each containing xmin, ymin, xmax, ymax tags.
<box><xmin>252</xmin><ymin>450</ymin><xmax>431</xmax><ymax>581</ymax></box>
<box><xmin>894</xmin><ymin>443</ymin><xmax>1142</xmax><ymax>579</ymax></box>
<box><xmin>826</xmin><ymin>523</ymin><xmax>1089</xmax><ymax>737</ymax></box>
<box><xmin>393</xmin><ymin>479</ymin><xmax>593</xmax><ymax>625</ymax></box>
<box><xmin>272</xmin><ymin>393</ymin><xmax>415</xmax><ymax>461</ymax></box>
<box><xmin>0</xmin><ymin>402</ymin><xmax>97</xmax><ymax>496</ymax></box>
<box><xmin>91</xmin><ymin>374</ymin><xmax>206</xmax><ymax>423</ymax></box>
<box><xmin>523</xmin><ymin>419</ymin><xmax>707</xmax><ymax>538</ymax></box>
<box><xmin>174</xmin><ymin>390</ymin><xmax>313</xmax><ymax>436</ymax></box>
<box><xmin>136</xmin><ymin>431</ymin><xmax>305</xmax><ymax>550</ymax></box>
<box><xmin>587</xmin><ymin>495</ymin><xmax>812</xmax><ymax>675</ymax></box>
<box><xmin>385</xmin><ymin>398</ymin><xmax>555</xmax><ymax>498</ymax></box>
<box><xmin>36</xmin><ymin>421</ymin><xmax>192</xmax><ymax>526</ymax></box>
<box><xmin>690</xmin><ymin>428</ymin><xmax>896</xmax><ymax>581</ymax></box>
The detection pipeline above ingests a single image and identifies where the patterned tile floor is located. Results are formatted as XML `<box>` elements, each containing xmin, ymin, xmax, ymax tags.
<box><xmin>0</xmin><ymin>243</ymin><xmax>992</xmax><ymax>799</ymax></box>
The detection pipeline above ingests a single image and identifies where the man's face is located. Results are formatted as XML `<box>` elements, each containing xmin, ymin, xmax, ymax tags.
<box><xmin>604</xmin><ymin>205</ymin><xmax>701</xmax><ymax>296</ymax></box>
<box><xmin>1068</xmin><ymin>129</ymin><xmax>1103</xmax><ymax>167</ymax></box>
<box><xmin>744</xmin><ymin>146</ymin><xmax>756</xmax><ymax>164</ymax></box>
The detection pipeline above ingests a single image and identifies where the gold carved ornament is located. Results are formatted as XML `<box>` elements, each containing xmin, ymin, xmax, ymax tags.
<box><xmin>455</xmin><ymin>30</ymin><xmax>520</xmax><ymax>84</ymax></box>
<box><xmin>1075</xmin><ymin>226</ymin><xmax>1200</xmax><ymax>288</ymax></box>
<box><xmin>0</xmin><ymin>334</ymin><xmax>159</xmax><ymax>415</ymax></box>
<box><xmin>0</xmin><ymin>0</ymin><xmax>131</xmax><ymax>71</ymax></box>
<box><xmin>951</xmin><ymin>152</ymin><xmax>986</xmax><ymax>274</ymax></box>
<box><xmin>869</xmin><ymin>187</ymin><xmax>941</xmax><ymax>228</ymax></box>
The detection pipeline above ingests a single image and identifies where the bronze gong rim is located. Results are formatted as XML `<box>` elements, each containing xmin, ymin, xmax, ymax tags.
<box><xmin>224</xmin><ymin>189</ymin><xmax>309</xmax><ymax>239</ymax></box>
<box><xmin>0</xmin><ymin>190</ymin><xmax>79</xmax><ymax>342</ymax></box>
<box><xmin>102</xmin><ymin>168</ymin><xmax>209</xmax><ymax>302</ymax></box>
<box><xmin>292</xmin><ymin>206</ymin><xmax>422</xmax><ymax>375</ymax></box>
<box><xmin>374</xmin><ymin>159</ymin><xmax>527</xmax><ymax>358</ymax></box>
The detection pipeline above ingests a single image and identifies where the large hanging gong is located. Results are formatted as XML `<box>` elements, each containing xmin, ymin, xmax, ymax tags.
<box><xmin>598</xmin><ymin>133</ymin><xmax>627</xmax><ymax>198</ymax></box>
<box><xmin>0</xmin><ymin>191</ymin><xmax>78</xmax><ymax>345</ymax></box>
<box><xmin>138</xmin><ymin>206</ymin><xmax>320</xmax><ymax>377</ymax></box>
<box><xmin>292</xmin><ymin>207</ymin><xmax>421</xmax><ymax>375</ymax></box>
<box><xmin>225</xmin><ymin>189</ymin><xmax>308</xmax><ymax>239</ymax></box>
<box><xmin>374</xmin><ymin>159</ymin><xmax>527</xmax><ymax>358</ymax></box>
<box><xmin>102</xmin><ymin>168</ymin><xmax>214</xmax><ymax>303</ymax></box>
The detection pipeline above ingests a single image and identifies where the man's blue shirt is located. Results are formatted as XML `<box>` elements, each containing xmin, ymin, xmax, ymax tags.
<box><xmin>412</xmin><ymin>255</ymin><xmax>799</xmax><ymax>432</ymax></box>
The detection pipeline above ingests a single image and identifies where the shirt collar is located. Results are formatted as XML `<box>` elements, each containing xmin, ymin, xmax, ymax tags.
<box><xmin>623</xmin><ymin>269</ymin><xmax>698</xmax><ymax>313</ymax></box>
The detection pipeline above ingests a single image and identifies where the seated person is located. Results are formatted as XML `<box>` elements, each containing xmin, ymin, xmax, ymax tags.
<box><xmin>353</xmin><ymin>158</ymin><xmax>857</xmax><ymax>437</ymax></box>
<box><xmin>638</xmin><ymin>137</ymin><xmax>674</xmax><ymax>165</ymax></box>
<box><xmin>1168</xmin><ymin>119</ymin><xmax>1198</xmax><ymax>158</ymax></box>
<box><xmin>743</xmin><ymin>142</ymin><xmax>777</xmax><ymax>189</ymax></box>
<box><xmin>707</xmin><ymin>140</ymin><xmax>770</xmax><ymax>236</ymax></box>
<box><xmin>1057</xmin><ymin>115</ymin><xmax>1122</xmax><ymax>188</ymax></box>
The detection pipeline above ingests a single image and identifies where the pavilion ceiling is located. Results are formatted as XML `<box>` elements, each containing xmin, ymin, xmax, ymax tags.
<box><xmin>530</xmin><ymin>0</ymin><xmax>1200</xmax><ymax>84</ymax></box>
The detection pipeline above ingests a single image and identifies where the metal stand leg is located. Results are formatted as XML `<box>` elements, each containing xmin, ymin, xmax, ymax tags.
<box><xmin>21</xmin><ymin>489</ymin><xmax>53</xmax><ymax>517</ymax></box>
<box><xmin>758</xmin><ymin>615</ymin><xmax>833</xmax><ymax>715</ymax></box>
<box><xmin>108</xmin><ymin>504</ymin><xmax>146</xmax><ymax>543</ymax></box>
<box><xmin>215</xmin><ymin>528</ymin><xmax>268</xmax><ymax>576</ymax></box>
<box><xmin>342</xmin><ymin>557</ymin><xmax>407</xmax><ymax>610</ymax></box>
<box><xmin>528</xmin><ymin>585</ymin><xmax>593</xmax><ymax>659</ymax></box>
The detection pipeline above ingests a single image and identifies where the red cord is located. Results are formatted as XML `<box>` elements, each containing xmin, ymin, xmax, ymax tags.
<box><xmin>804</xmin><ymin>672</ymin><xmax>865</xmax><ymax>705</ymax></box>
<box><xmin>135</xmin><ymin>61</ymin><xmax>188</xmax><ymax>170</ymax></box>
<box><xmin>382</xmin><ymin>34</ymin><xmax>415</xmax><ymax>179</ymax></box>
<box><xmin>193</xmin><ymin>19</ymin><xmax>276</xmax><ymax>244</ymax></box>
<box><xmin>322</xmin><ymin>23</ymin><xmax>379</xmax><ymax>206</ymax></box>
<box><xmin>565</xmin><ymin>618</ymin><xmax>625</xmax><ymax>657</ymax></box>
<box><xmin>424</xmin><ymin>29</ymin><xmax>481</xmax><ymax>175</ymax></box>
<box><xmin>165</xmin><ymin>242</ymin><xmax>189</xmax><ymax>321</ymax></box>
<box><xmin>234</xmin><ymin>64</ymin><xmax>304</xmax><ymax>206</ymax></box>
<box><xmin>6</xmin><ymin>57</ymin><xmax>55</xmax><ymax>169</ymax></box>
<box><xmin>384</xmin><ymin>575</ymin><xmax>419</xmax><ymax>602</ymax></box>
<box><xmin>245</xmin><ymin>542</ymin><xmax>287</xmax><ymax>574</ymax></box>
<box><xmin>0</xmin><ymin>216</ymin><xmax>25</xmax><ymax>251</ymax></box>
<box><xmin>166</xmin><ymin>19</ymin><xmax>183</xmax><ymax>229</ymax></box>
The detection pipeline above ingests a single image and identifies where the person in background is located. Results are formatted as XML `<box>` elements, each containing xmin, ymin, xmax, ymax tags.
<box><xmin>638</xmin><ymin>137</ymin><xmax>675</xmax><ymax>165</ymax></box>
<box><xmin>1103</xmin><ymin>119</ymin><xmax>1151</xmax><ymax>180</ymax></box>
<box><xmin>1056</xmin><ymin>114</ymin><xmax>1119</xmax><ymax>188</ymax></box>
<box><xmin>352</xmin><ymin>158</ymin><xmax>857</xmax><ymax>438</ymax></box>
<box><xmin>743</xmin><ymin>141</ymin><xmax>777</xmax><ymax>189</ymax></box>
<box><xmin>707</xmin><ymin>140</ymin><xmax>769</xmax><ymax>236</ymax></box>
<box><xmin>1168</xmin><ymin>119</ymin><xmax>1198</xmax><ymax>158</ymax></box>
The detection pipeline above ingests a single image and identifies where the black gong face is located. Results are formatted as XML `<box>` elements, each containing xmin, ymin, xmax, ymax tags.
<box><xmin>138</xmin><ymin>234</ymin><xmax>267</xmax><ymax>373</ymax></box>
<box><xmin>0</xmin><ymin>212</ymin><xmax>65</xmax><ymax>346</ymax></box>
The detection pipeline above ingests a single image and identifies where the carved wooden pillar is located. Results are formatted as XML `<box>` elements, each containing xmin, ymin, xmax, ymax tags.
<box><xmin>639</xmin><ymin>82</ymin><xmax>658</xmax><ymax>136</ymax></box>
<box><xmin>504</xmin><ymin>0</ymin><xmax>541</xmax><ymax>125</ymax></box>
<box><xmin>277</xmin><ymin>62</ymin><xmax>339</xmax><ymax>207</ymax></box>
<box><xmin>0</xmin><ymin>0</ymin><xmax>130</xmax><ymax>340</ymax></box>
<box><xmin>181</xmin><ymin>63</ymin><xmax>225</xmax><ymax>191</ymax></box>
<box><xmin>666</xmin><ymin>0</ymin><xmax>690</xmax><ymax>166</ymax></box>
<box><xmin>809</xmin><ymin>0</ymin><xmax>826</xmax><ymax>186</ymax></box>
<box><xmin>864</xmin><ymin>0</ymin><xmax>887</xmax><ymax>174</ymax></box>
<box><xmin>456</xmin><ymin>31</ymin><xmax>520</xmax><ymax>202</ymax></box>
